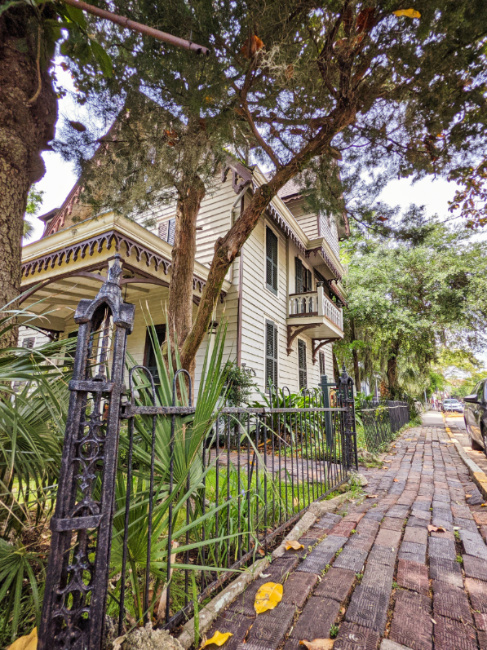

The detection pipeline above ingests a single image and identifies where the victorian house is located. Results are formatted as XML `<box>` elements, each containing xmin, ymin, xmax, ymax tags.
<box><xmin>19</xmin><ymin>158</ymin><xmax>347</xmax><ymax>396</ymax></box>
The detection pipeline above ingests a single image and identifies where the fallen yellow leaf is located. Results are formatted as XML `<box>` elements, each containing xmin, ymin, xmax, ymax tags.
<box><xmin>466</xmin><ymin>494</ymin><xmax>472</xmax><ymax>498</ymax></box>
<box><xmin>299</xmin><ymin>639</ymin><xmax>335</xmax><ymax>650</ymax></box>
<box><xmin>366</xmin><ymin>494</ymin><xmax>378</xmax><ymax>498</ymax></box>
<box><xmin>393</xmin><ymin>478</ymin><xmax>399</xmax><ymax>482</ymax></box>
<box><xmin>285</xmin><ymin>540</ymin><xmax>304</xmax><ymax>551</ymax></box>
<box><xmin>8</xmin><ymin>628</ymin><xmax>37</xmax><ymax>650</ymax></box>
<box><xmin>254</xmin><ymin>582</ymin><xmax>283</xmax><ymax>614</ymax></box>
<box><xmin>481</xmin><ymin>503</ymin><xmax>487</xmax><ymax>507</ymax></box>
<box><xmin>202</xmin><ymin>631</ymin><xmax>233</xmax><ymax>648</ymax></box>
<box><xmin>393</xmin><ymin>8</ymin><xmax>421</xmax><ymax>18</ymax></box>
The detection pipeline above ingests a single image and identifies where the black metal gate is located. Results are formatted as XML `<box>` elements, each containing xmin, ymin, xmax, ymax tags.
<box><xmin>37</xmin><ymin>266</ymin><xmax>357</xmax><ymax>649</ymax></box>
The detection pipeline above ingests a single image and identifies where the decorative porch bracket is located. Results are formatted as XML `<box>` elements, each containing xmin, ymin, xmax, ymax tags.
<box><xmin>38</xmin><ymin>255</ymin><xmax>135</xmax><ymax>650</ymax></box>
<box><xmin>311</xmin><ymin>337</ymin><xmax>336</xmax><ymax>364</ymax></box>
<box><xmin>286</xmin><ymin>324</ymin><xmax>315</xmax><ymax>355</ymax></box>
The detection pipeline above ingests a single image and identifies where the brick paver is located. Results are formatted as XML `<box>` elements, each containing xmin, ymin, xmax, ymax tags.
<box><xmin>205</xmin><ymin>418</ymin><xmax>487</xmax><ymax>649</ymax></box>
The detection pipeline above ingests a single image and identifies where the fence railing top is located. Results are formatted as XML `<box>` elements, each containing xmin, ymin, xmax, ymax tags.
<box><xmin>122</xmin><ymin>405</ymin><xmax>347</xmax><ymax>417</ymax></box>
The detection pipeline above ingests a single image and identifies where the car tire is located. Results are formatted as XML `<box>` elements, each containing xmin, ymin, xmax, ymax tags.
<box><xmin>483</xmin><ymin>427</ymin><xmax>487</xmax><ymax>457</ymax></box>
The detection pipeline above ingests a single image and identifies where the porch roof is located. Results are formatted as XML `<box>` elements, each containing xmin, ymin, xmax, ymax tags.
<box><xmin>20</xmin><ymin>212</ymin><xmax>230</xmax><ymax>332</ymax></box>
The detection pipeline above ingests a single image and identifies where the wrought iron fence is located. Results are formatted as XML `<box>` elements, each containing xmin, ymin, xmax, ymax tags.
<box><xmin>116</xmin><ymin>377</ymin><xmax>352</xmax><ymax>634</ymax></box>
<box><xmin>37</xmin><ymin>263</ymin><xmax>357</xmax><ymax>649</ymax></box>
<box><xmin>359</xmin><ymin>400</ymin><xmax>410</xmax><ymax>453</ymax></box>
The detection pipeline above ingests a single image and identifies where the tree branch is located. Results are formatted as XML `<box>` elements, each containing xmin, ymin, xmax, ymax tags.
<box><xmin>62</xmin><ymin>0</ymin><xmax>210</xmax><ymax>55</ymax></box>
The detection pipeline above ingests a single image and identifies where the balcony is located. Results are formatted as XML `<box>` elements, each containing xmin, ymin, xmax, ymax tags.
<box><xmin>287</xmin><ymin>284</ymin><xmax>344</xmax><ymax>356</ymax></box>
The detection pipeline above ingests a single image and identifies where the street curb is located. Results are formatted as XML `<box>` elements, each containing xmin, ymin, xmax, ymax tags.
<box><xmin>442</xmin><ymin>415</ymin><xmax>487</xmax><ymax>501</ymax></box>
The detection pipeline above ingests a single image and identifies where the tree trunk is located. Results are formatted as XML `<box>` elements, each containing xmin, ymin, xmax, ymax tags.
<box><xmin>350</xmin><ymin>318</ymin><xmax>360</xmax><ymax>390</ymax></box>
<box><xmin>387</xmin><ymin>339</ymin><xmax>401</xmax><ymax>398</ymax></box>
<box><xmin>180</xmin><ymin>102</ymin><xmax>356</xmax><ymax>369</ymax></box>
<box><xmin>0</xmin><ymin>7</ymin><xmax>57</xmax><ymax>348</ymax></box>
<box><xmin>168</xmin><ymin>174</ymin><xmax>205</xmax><ymax>375</ymax></box>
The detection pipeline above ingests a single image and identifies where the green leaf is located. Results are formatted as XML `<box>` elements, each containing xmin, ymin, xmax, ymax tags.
<box><xmin>65</xmin><ymin>3</ymin><xmax>87</xmax><ymax>29</ymax></box>
<box><xmin>0</xmin><ymin>0</ymin><xmax>26</xmax><ymax>17</ymax></box>
<box><xmin>91</xmin><ymin>39</ymin><xmax>113</xmax><ymax>77</ymax></box>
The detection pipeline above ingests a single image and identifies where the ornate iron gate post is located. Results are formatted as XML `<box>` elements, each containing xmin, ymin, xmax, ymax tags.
<box><xmin>337</xmin><ymin>366</ymin><xmax>358</xmax><ymax>471</ymax></box>
<box><xmin>320</xmin><ymin>374</ymin><xmax>334</xmax><ymax>449</ymax></box>
<box><xmin>38</xmin><ymin>256</ymin><xmax>134</xmax><ymax>650</ymax></box>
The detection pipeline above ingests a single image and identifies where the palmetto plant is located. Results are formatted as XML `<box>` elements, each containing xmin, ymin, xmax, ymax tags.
<box><xmin>109</xmin><ymin>321</ymin><xmax>244</xmax><ymax>627</ymax></box>
<box><xmin>0</xmin><ymin>302</ymin><xmax>74</xmax><ymax>644</ymax></box>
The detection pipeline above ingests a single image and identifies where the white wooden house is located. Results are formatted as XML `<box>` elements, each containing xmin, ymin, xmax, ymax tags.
<box><xmin>19</xmin><ymin>158</ymin><xmax>347</xmax><ymax>397</ymax></box>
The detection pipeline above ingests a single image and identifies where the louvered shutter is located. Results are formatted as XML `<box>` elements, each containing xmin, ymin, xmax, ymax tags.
<box><xmin>266</xmin><ymin>227</ymin><xmax>278</xmax><ymax>293</ymax></box>
<box><xmin>298</xmin><ymin>339</ymin><xmax>307</xmax><ymax>390</ymax></box>
<box><xmin>265</xmin><ymin>321</ymin><xmax>278</xmax><ymax>388</ymax></box>
<box><xmin>158</xmin><ymin>221</ymin><xmax>169</xmax><ymax>241</ymax></box>
<box><xmin>167</xmin><ymin>218</ymin><xmax>176</xmax><ymax>245</ymax></box>
<box><xmin>319</xmin><ymin>351</ymin><xmax>326</xmax><ymax>376</ymax></box>
<box><xmin>158</xmin><ymin>218</ymin><xmax>176</xmax><ymax>245</ymax></box>
<box><xmin>295</xmin><ymin>258</ymin><xmax>303</xmax><ymax>293</ymax></box>
<box><xmin>305</xmin><ymin>268</ymin><xmax>312</xmax><ymax>292</ymax></box>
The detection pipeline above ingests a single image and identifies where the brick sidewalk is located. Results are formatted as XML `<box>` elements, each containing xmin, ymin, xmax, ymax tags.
<box><xmin>203</xmin><ymin>423</ymin><xmax>487</xmax><ymax>650</ymax></box>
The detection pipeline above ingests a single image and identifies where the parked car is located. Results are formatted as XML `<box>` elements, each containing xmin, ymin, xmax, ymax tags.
<box><xmin>442</xmin><ymin>398</ymin><xmax>464</xmax><ymax>413</ymax></box>
<box><xmin>464</xmin><ymin>380</ymin><xmax>487</xmax><ymax>453</ymax></box>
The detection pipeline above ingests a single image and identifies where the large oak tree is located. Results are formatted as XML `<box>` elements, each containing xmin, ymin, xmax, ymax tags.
<box><xmin>2</xmin><ymin>0</ymin><xmax>487</xmax><ymax>363</ymax></box>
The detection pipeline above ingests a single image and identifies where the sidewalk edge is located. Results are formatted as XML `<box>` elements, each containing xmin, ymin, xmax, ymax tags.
<box><xmin>442</xmin><ymin>415</ymin><xmax>487</xmax><ymax>500</ymax></box>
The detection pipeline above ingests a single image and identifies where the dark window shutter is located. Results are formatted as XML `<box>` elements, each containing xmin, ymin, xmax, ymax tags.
<box><xmin>298</xmin><ymin>339</ymin><xmax>307</xmax><ymax>390</ymax></box>
<box><xmin>158</xmin><ymin>218</ymin><xmax>176</xmax><ymax>245</ymax></box>
<box><xmin>266</xmin><ymin>227</ymin><xmax>278</xmax><ymax>293</ymax></box>
<box><xmin>158</xmin><ymin>221</ymin><xmax>169</xmax><ymax>240</ymax></box>
<box><xmin>319</xmin><ymin>351</ymin><xmax>326</xmax><ymax>376</ymax></box>
<box><xmin>295</xmin><ymin>257</ymin><xmax>303</xmax><ymax>293</ymax></box>
<box><xmin>265</xmin><ymin>321</ymin><xmax>278</xmax><ymax>388</ymax></box>
<box><xmin>305</xmin><ymin>268</ymin><xmax>312</xmax><ymax>292</ymax></box>
<box><xmin>144</xmin><ymin>324</ymin><xmax>167</xmax><ymax>380</ymax></box>
<box><xmin>167</xmin><ymin>218</ymin><xmax>176</xmax><ymax>245</ymax></box>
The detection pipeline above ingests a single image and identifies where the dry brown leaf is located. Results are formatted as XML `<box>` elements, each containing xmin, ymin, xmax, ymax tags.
<box><xmin>257</xmin><ymin>548</ymin><xmax>265</xmax><ymax>556</ymax></box>
<box><xmin>356</xmin><ymin>7</ymin><xmax>376</xmax><ymax>33</ymax></box>
<box><xmin>285</xmin><ymin>540</ymin><xmax>304</xmax><ymax>551</ymax></box>
<box><xmin>481</xmin><ymin>504</ymin><xmax>487</xmax><ymax>508</ymax></box>
<box><xmin>293</xmin><ymin>497</ymin><xmax>299</xmax><ymax>508</ymax></box>
<box><xmin>285</xmin><ymin>64</ymin><xmax>294</xmax><ymax>80</ymax></box>
<box><xmin>241</xmin><ymin>35</ymin><xmax>264</xmax><ymax>59</ymax></box>
<box><xmin>393</xmin><ymin>478</ymin><xmax>399</xmax><ymax>482</ymax></box>
<box><xmin>299</xmin><ymin>640</ymin><xmax>335</xmax><ymax>650</ymax></box>
<box><xmin>466</xmin><ymin>494</ymin><xmax>472</xmax><ymax>498</ymax></box>
<box><xmin>366</xmin><ymin>494</ymin><xmax>378</xmax><ymax>499</ymax></box>
<box><xmin>428</xmin><ymin>525</ymin><xmax>446</xmax><ymax>533</ymax></box>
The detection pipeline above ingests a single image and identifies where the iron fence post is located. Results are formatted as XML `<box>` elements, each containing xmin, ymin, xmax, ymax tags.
<box><xmin>38</xmin><ymin>256</ymin><xmax>134</xmax><ymax>650</ymax></box>
<box><xmin>337</xmin><ymin>365</ymin><xmax>358</xmax><ymax>471</ymax></box>
<box><xmin>320</xmin><ymin>374</ymin><xmax>334</xmax><ymax>449</ymax></box>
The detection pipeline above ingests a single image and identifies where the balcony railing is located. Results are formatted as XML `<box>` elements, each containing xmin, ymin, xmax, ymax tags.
<box><xmin>288</xmin><ymin>284</ymin><xmax>343</xmax><ymax>330</ymax></box>
<box><xmin>319</xmin><ymin>214</ymin><xmax>340</xmax><ymax>260</ymax></box>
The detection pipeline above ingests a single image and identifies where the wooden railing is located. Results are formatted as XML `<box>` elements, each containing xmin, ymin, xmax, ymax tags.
<box><xmin>288</xmin><ymin>284</ymin><xmax>343</xmax><ymax>330</ymax></box>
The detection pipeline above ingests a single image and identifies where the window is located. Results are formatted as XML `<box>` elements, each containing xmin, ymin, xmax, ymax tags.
<box><xmin>159</xmin><ymin>218</ymin><xmax>176</xmax><ymax>245</ymax></box>
<box><xmin>319</xmin><ymin>351</ymin><xmax>326</xmax><ymax>376</ymax></box>
<box><xmin>295</xmin><ymin>257</ymin><xmax>312</xmax><ymax>293</ymax></box>
<box><xmin>22</xmin><ymin>337</ymin><xmax>35</xmax><ymax>349</ymax></box>
<box><xmin>265</xmin><ymin>321</ymin><xmax>278</xmax><ymax>388</ymax></box>
<box><xmin>144</xmin><ymin>324</ymin><xmax>167</xmax><ymax>378</ymax></box>
<box><xmin>266</xmin><ymin>227</ymin><xmax>278</xmax><ymax>293</ymax></box>
<box><xmin>298</xmin><ymin>339</ymin><xmax>307</xmax><ymax>390</ymax></box>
